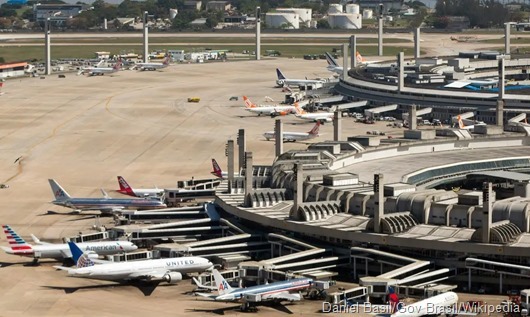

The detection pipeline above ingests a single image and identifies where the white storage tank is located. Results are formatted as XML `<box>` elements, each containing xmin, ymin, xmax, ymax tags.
<box><xmin>345</xmin><ymin>3</ymin><xmax>360</xmax><ymax>14</ymax></box>
<box><xmin>328</xmin><ymin>13</ymin><xmax>362</xmax><ymax>29</ymax></box>
<box><xmin>362</xmin><ymin>9</ymin><xmax>373</xmax><ymax>19</ymax></box>
<box><xmin>169</xmin><ymin>8</ymin><xmax>178</xmax><ymax>19</ymax></box>
<box><xmin>276</xmin><ymin>8</ymin><xmax>312</xmax><ymax>28</ymax></box>
<box><xmin>328</xmin><ymin>3</ymin><xmax>343</xmax><ymax>14</ymax></box>
<box><xmin>265</xmin><ymin>12</ymin><xmax>300</xmax><ymax>29</ymax></box>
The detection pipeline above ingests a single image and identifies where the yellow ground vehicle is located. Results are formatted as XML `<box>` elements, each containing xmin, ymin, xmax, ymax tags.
<box><xmin>188</xmin><ymin>97</ymin><xmax>200</xmax><ymax>102</ymax></box>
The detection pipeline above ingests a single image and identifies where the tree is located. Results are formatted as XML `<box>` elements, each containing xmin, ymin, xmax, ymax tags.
<box><xmin>171</xmin><ymin>9</ymin><xmax>196</xmax><ymax>30</ymax></box>
<box><xmin>316</xmin><ymin>18</ymin><xmax>330</xmax><ymax>29</ymax></box>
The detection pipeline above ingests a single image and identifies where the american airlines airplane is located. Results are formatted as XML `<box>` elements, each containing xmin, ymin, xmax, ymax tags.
<box><xmin>195</xmin><ymin>269</ymin><xmax>313</xmax><ymax>311</ymax></box>
<box><xmin>390</xmin><ymin>291</ymin><xmax>476</xmax><ymax>317</ymax></box>
<box><xmin>275</xmin><ymin>68</ymin><xmax>327</xmax><ymax>87</ymax></box>
<box><xmin>78</xmin><ymin>59</ymin><xmax>122</xmax><ymax>76</ymax></box>
<box><xmin>134</xmin><ymin>57</ymin><xmax>171</xmax><ymax>71</ymax></box>
<box><xmin>54</xmin><ymin>242</ymin><xmax>213</xmax><ymax>284</ymax></box>
<box><xmin>263</xmin><ymin>122</ymin><xmax>320</xmax><ymax>142</ymax></box>
<box><xmin>116</xmin><ymin>176</ymin><xmax>164</xmax><ymax>198</ymax></box>
<box><xmin>49</xmin><ymin>179</ymin><xmax>167</xmax><ymax>214</ymax></box>
<box><xmin>1</xmin><ymin>225</ymin><xmax>137</xmax><ymax>262</ymax></box>
<box><xmin>294</xmin><ymin>103</ymin><xmax>334</xmax><ymax>123</ymax></box>
<box><xmin>243</xmin><ymin>96</ymin><xmax>296</xmax><ymax>117</ymax></box>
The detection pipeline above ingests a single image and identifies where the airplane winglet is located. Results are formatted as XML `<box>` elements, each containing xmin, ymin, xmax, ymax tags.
<box><xmin>101</xmin><ymin>188</ymin><xmax>110</xmax><ymax>199</ymax></box>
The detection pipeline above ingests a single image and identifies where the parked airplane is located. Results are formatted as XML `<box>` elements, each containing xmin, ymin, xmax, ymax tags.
<box><xmin>294</xmin><ymin>103</ymin><xmax>334</xmax><ymax>123</ymax></box>
<box><xmin>116</xmin><ymin>176</ymin><xmax>164</xmax><ymax>198</ymax></box>
<box><xmin>49</xmin><ymin>179</ymin><xmax>167</xmax><ymax>214</ymax></box>
<box><xmin>263</xmin><ymin>122</ymin><xmax>320</xmax><ymax>142</ymax></box>
<box><xmin>1</xmin><ymin>225</ymin><xmax>137</xmax><ymax>262</ymax></box>
<box><xmin>78</xmin><ymin>59</ymin><xmax>122</xmax><ymax>76</ymax></box>
<box><xmin>54</xmin><ymin>242</ymin><xmax>213</xmax><ymax>283</ymax></box>
<box><xmin>391</xmin><ymin>291</ymin><xmax>476</xmax><ymax>317</ymax></box>
<box><xmin>195</xmin><ymin>269</ymin><xmax>313</xmax><ymax>311</ymax></box>
<box><xmin>243</xmin><ymin>96</ymin><xmax>295</xmax><ymax>117</ymax></box>
<box><xmin>325</xmin><ymin>52</ymin><xmax>346</xmax><ymax>74</ymax></box>
<box><xmin>211</xmin><ymin>159</ymin><xmax>240</xmax><ymax>179</ymax></box>
<box><xmin>134</xmin><ymin>57</ymin><xmax>171</xmax><ymax>71</ymax></box>
<box><xmin>275</xmin><ymin>68</ymin><xmax>327</xmax><ymax>87</ymax></box>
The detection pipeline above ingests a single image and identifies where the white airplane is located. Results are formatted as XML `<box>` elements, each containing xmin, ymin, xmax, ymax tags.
<box><xmin>1</xmin><ymin>225</ymin><xmax>137</xmax><ymax>262</ymax></box>
<box><xmin>325</xmin><ymin>51</ymin><xmax>378</xmax><ymax>74</ymax></box>
<box><xmin>263</xmin><ymin>121</ymin><xmax>320</xmax><ymax>142</ymax></box>
<box><xmin>211</xmin><ymin>158</ymin><xmax>240</xmax><ymax>179</ymax></box>
<box><xmin>391</xmin><ymin>291</ymin><xmax>476</xmax><ymax>317</ymax></box>
<box><xmin>78</xmin><ymin>59</ymin><xmax>122</xmax><ymax>76</ymax></box>
<box><xmin>116</xmin><ymin>176</ymin><xmax>164</xmax><ymax>198</ymax></box>
<box><xmin>134</xmin><ymin>57</ymin><xmax>171</xmax><ymax>71</ymax></box>
<box><xmin>243</xmin><ymin>96</ymin><xmax>296</xmax><ymax>117</ymax></box>
<box><xmin>54</xmin><ymin>242</ymin><xmax>213</xmax><ymax>284</ymax></box>
<box><xmin>195</xmin><ymin>269</ymin><xmax>313</xmax><ymax>311</ymax></box>
<box><xmin>275</xmin><ymin>68</ymin><xmax>327</xmax><ymax>87</ymax></box>
<box><xmin>294</xmin><ymin>103</ymin><xmax>334</xmax><ymax>123</ymax></box>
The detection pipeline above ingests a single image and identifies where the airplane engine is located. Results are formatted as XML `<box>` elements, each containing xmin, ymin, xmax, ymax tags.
<box><xmin>276</xmin><ymin>79</ymin><xmax>285</xmax><ymax>87</ymax></box>
<box><xmin>163</xmin><ymin>272</ymin><xmax>182</xmax><ymax>284</ymax></box>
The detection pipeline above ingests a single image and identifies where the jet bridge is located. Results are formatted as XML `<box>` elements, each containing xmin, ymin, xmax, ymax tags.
<box><xmin>154</xmin><ymin>233</ymin><xmax>269</xmax><ymax>258</ymax></box>
<box><xmin>334</xmin><ymin>100</ymin><xmax>369</xmax><ymax>111</ymax></box>
<box><xmin>402</xmin><ymin>107</ymin><xmax>432</xmax><ymax>120</ymax></box>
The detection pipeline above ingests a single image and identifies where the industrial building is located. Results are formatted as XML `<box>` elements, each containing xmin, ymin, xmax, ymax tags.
<box><xmin>0</xmin><ymin>62</ymin><xmax>27</xmax><ymax>79</ymax></box>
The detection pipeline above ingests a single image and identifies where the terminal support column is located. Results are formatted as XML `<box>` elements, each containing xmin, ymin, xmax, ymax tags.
<box><xmin>409</xmin><ymin>104</ymin><xmax>417</xmax><ymax>130</ymax></box>
<box><xmin>342</xmin><ymin>43</ymin><xmax>348</xmax><ymax>80</ymax></box>
<box><xmin>45</xmin><ymin>18</ymin><xmax>51</xmax><ymax>75</ymax></box>
<box><xmin>226</xmin><ymin>140</ymin><xmax>234</xmax><ymax>193</ymax></box>
<box><xmin>244</xmin><ymin>152</ymin><xmax>253</xmax><ymax>207</ymax></box>
<box><xmin>398</xmin><ymin>52</ymin><xmax>404</xmax><ymax>92</ymax></box>
<box><xmin>482</xmin><ymin>182</ymin><xmax>493</xmax><ymax>244</ymax></box>
<box><xmin>374</xmin><ymin>173</ymin><xmax>384</xmax><ymax>233</ymax></box>
<box><xmin>143</xmin><ymin>11</ymin><xmax>149</xmax><ymax>64</ymax></box>
<box><xmin>350</xmin><ymin>35</ymin><xmax>357</xmax><ymax>69</ymax></box>
<box><xmin>414</xmin><ymin>28</ymin><xmax>420</xmax><ymax>60</ymax></box>
<box><xmin>237</xmin><ymin>129</ymin><xmax>246</xmax><ymax>174</ymax></box>
<box><xmin>290</xmin><ymin>162</ymin><xmax>304</xmax><ymax>220</ymax></box>
<box><xmin>333</xmin><ymin>111</ymin><xmax>342</xmax><ymax>141</ymax></box>
<box><xmin>378</xmin><ymin>3</ymin><xmax>384</xmax><ymax>56</ymax></box>
<box><xmin>256</xmin><ymin>7</ymin><xmax>261</xmax><ymax>60</ymax></box>
<box><xmin>275</xmin><ymin>119</ymin><xmax>283</xmax><ymax>158</ymax></box>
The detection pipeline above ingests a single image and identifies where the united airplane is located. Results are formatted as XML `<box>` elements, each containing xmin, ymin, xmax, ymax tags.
<box><xmin>49</xmin><ymin>179</ymin><xmax>167</xmax><ymax>214</ymax></box>
<box><xmin>1</xmin><ymin>225</ymin><xmax>137</xmax><ymax>262</ymax></box>
<box><xmin>54</xmin><ymin>242</ymin><xmax>213</xmax><ymax>284</ymax></box>
<box><xmin>195</xmin><ymin>269</ymin><xmax>313</xmax><ymax>311</ymax></box>
<box><xmin>275</xmin><ymin>68</ymin><xmax>327</xmax><ymax>87</ymax></box>
<box><xmin>263</xmin><ymin>121</ymin><xmax>320</xmax><ymax>142</ymax></box>
<box><xmin>116</xmin><ymin>176</ymin><xmax>164</xmax><ymax>198</ymax></box>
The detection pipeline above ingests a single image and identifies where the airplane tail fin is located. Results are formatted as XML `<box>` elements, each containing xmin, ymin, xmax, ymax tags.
<box><xmin>117</xmin><ymin>176</ymin><xmax>135</xmax><ymax>196</ymax></box>
<box><xmin>325</xmin><ymin>52</ymin><xmax>338</xmax><ymax>67</ymax></box>
<box><xmin>294</xmin><ymin>102</ymin><xmax>305</xmax><ymax>115</ymax></box>
<box><xmin>48</xmin><ymin>179</ymin><xmax>71</xmax><ymax>201</ymax></box>
<box><xmin>2</xmin><ymin>225</ymin><xmax>33</xmax><ymax>254</ymax></box>
<box><xmin>276</xmin><ymin>68</ymin><xmax>286</xmax><ymax>80</ymax></box>
<box><xmin>457</xmin><ymin>115</ymin><xmax>465</xmax><ymax>129</ymax></box>
<box><xmin>243</xmin><ymin>96</ymin><xmax>256</xmax><ymax>109</ymax></box>
<box><xmin>101</xmin><ymin>188</ymin><xmax>110</xmax><ymax>199</ymax></box>
<box><xmin>211</xmin><ymin>159</ymin><xmax>223</xmax><ymax>178</ymax></box>
<box><xmin>356</xmin><ymin>51</ymin><xmax>366</xmax><ymax>63</ymax></box>
<box><xmin>68</xmin><ymin>241</ymin><xmax>95</xmax><ymax>268</ymax></box>
<box><xmin>113</xmin><ymin>59</ymin><xmax>122</xmax><ymax>71</ymax></box>
<box><xmin>308</xmin><ymin>121</ymin><xmax>321</xmax><ymax>135</ymax></box>
<box><xmin>212</xmin><ymin>269</ymin><xmax>233</xmax><ymax>296</ymax></box>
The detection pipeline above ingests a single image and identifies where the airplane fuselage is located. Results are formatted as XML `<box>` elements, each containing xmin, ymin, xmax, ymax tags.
<box><xmin>390</xmin><ymin>292</ymin><xmax>459</xmax><ymax>317</ymax></box>
<box><xmin>3</xmin><ymin>241</ymin><xmax>137</xmax><ymax>259</ymax></box>
<box><xmin>263</xmin><ymin>131</ymin><xmax>317</xmax><ymax>142</ymax></box>
<box><xmin>52</xmin><ymin>197</ymin><xmax>167</xmax><ymax>211</ymax></box>
<box><xmin>215</xmin><ymin>278</ymin><xmax>313</xmax><ymax>301</ymax></box>
<box><xmin>67</xmin><ymin>256</ymin><xmax>212</xmax><ymax>281</ymax></box>
<box><xmin>118</xmin><ymin>188</ymin><xmax>164</xmax><ymax>198</ymax></box>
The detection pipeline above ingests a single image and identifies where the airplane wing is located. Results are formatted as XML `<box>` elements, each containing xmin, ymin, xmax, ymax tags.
<box><xmin>195</xmin><ymin>292</ymin><xmax>218</xmax><ymax>300</ymax></box>
<box><xmin>31</xmin><ymin>234</ymin><xmax>52</xmax><ymax>245</ymax></box>
<box><xmin>262</xmin><ymin>291</ymin><xmax>302</xmax><ymax>302</ymax></box>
